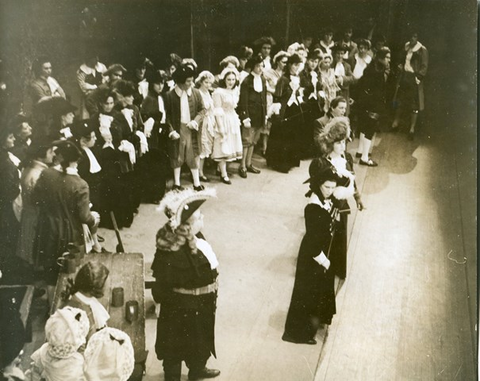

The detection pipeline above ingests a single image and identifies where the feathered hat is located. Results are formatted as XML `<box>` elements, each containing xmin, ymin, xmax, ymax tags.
<box><xmin>158</xmin><ymin>187</ymin><xmax>216</xmax><ymax>230</ymax></box>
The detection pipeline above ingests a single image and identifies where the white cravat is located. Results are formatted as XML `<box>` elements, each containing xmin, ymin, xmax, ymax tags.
<box><xmin>334</xmin><ymin>62</ymin><xmax>345</xmax><ymax>78</ymax></box>
<box><xmin>309</xmin><ymin>71</ymin><xmax>318</xmax><ymax>100</ymax></box>
<box><xmin>287</xmin><ymin>76</ymin><xmax>301</xmax><ymax>106</ymax></box>
<box><xmin>175</xmin><ymin>85</ymin><xmax>192</xmax><ymax>124</ymax></box>
<box><xmin>252</xmin><ymin>73</ymin><xmax>263</xmax><ymax>92</ymax></box>
<box><xmin>82</xmin><ymin>147</ymin><xmax>101</xmax><ymax>174</ymax></box>
<box><xmin>138</xmin><ymin>79</ymin><xmax>149</xmax><ymax>99</ymax></box>
<box><xmin>46</xmin><ymin>76</ymin><xmax>61</xmax><ymax>95</ymax></box>
<box><xmin>404</xmin><ymin>41</ymin><xmax>422</xmax><ymax>73</ymax></box>
<box><xmin>121</xmin><ymin>108</ymin><xmax>134</xmax><ymax>131</ymax></box>
<box><xmin>158</xmin><ymin>96</ymin><xmax>166</xmax><ymax>123</ymax></box>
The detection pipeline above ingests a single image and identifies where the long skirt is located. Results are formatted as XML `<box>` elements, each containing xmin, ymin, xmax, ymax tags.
<box><xmin>266</xmin><ymin>104</ymin><xmax>303</xmax><ymax>172</ymax></box>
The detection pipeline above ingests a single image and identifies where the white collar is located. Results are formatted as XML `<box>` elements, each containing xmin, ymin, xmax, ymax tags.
<box><xmin>320</xmin><ymin>40</ymin><xmax>334</xmax><ymax>49</ymax></box>
<box><xmin>53</xmin><ymin>164</ymin><xmax>78</xmax><ymax>176</ymax></box>
<box><xmin>309</xmin><ymin>193</ymin><xmax>333</xmax><ymax>211</ymax></box>
<box><xmin>405</xmin><ymin>41</ymin><xmax>423</xmax><ymax>52</ymax></box>
<box><xmin>79</xmin><ymin>62</ymin><xmax>107</xmax><ymax>75</ymax></box>
<box><xmin>174</xmin><ymin>85</ymin><xmax>192</xmax><ymax>97</ymax></box>
<box><xmin>75</xmin><ymin>292</ymin><xmax>110</xmax><ymax>329</ymax></box>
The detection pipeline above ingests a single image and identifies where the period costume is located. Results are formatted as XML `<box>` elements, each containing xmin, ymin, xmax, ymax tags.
<box><xmin>197</xmin><ymin>89</ymin><xmax>216</xmax><ymax>159</ymax></box>
<box><xmin>33</xmin><ymin>165</ymin><xmax>96</xmax><ymax>285</ymax></box>
<box><xmin>164</xmin><ymin>86</ymin><xmax>204</xmax><ymax>168</ymax></box>
<box><xmin>16</xmin><ymin>160</ymin><xmax>48</xmax><ymax>266</ymax></box>
<box><xmin>237</xmin><ymin>72</ymin><xmax>267</xmax><ymax>147</ymax></box>
<box><xmin>26</xmin><ymin>307</ymin><xmax>89</xmax><ymax>381</ymax></box>
<box><xmin>140</xmin><ymin>90</ymin><xmax>170</xmax><ymax>202</ymax></box>
<box><xmin>266</xmin><ymin>72</ymin><xmax>304</xmax><ymax>173</ymax></box>
<box><xmin>283</xmin><ymin>194</ymin><xmax>338</xmax><ymax>342</ymax></box>
<box><xmin>153</xmin><ymin>188</ymin><xmax>220</xmax><ymax>381</ymax></box>
<box><xmin>211</xmin><ymin>87</ymin><xmax>243</xmax><ymax>161</ymax></box>
<box><xmin>84</xmin><ymin>327</ymin><xmax>135</xmax><ymax>381</ymax></box>
<box><xmin>395</xmin><ymin>40</ymin><xmax>428</xmax><ymax>112</ymax></box>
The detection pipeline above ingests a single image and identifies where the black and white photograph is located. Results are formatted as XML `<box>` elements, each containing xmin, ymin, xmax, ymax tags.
<box><xmin>0</xmin><ymin>0</ymin><xmax>477</xmax><ymax>380</ymax></box>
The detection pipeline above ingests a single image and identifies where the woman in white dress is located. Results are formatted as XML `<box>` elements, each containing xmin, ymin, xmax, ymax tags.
<box><xmin>211</xmin><ymin>68</ymin><xmax>243</xmax><ymax>184</ymax></box>
<box><xmin>195</xmin><ymin>70</ymin><xmax>216</xmax><ymax>182</ymax></box>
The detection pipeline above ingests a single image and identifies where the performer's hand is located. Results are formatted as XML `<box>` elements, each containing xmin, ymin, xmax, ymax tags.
<box><xmin>356</xmin><ymin>198</ymin><xmax>365</xmax><ymax>211</ymax></box>
<box><xmin>170</xmin><ymin>131</ymin><xmax>180</xmax><ymax>140</ymax></box>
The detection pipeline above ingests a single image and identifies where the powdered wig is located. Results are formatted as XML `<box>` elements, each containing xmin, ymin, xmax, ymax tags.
<box><xmin>156</xmin><ymin>220</ymin><xmax>197</xmax><ymax>254</ymax></box>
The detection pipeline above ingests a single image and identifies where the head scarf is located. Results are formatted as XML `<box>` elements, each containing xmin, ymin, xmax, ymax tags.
<box><xmin>84</xmin><ymin>327</ymin><xmax>135</xmax><ymax>381</ymax></box>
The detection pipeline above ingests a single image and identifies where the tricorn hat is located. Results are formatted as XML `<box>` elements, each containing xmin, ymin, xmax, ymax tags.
<box><xmin>158</xmin><ymin>187</ymin><xmax>216</xmax><ymax>230</ymax></box>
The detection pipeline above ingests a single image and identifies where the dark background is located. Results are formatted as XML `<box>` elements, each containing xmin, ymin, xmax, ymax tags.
<box><xmin>0</xmin><ymin>0</ymin><xmax>476</xmax><ymax>120</ymax></box>
<box><xmin>0</xmin><ymin>0</ymin><xmax>477</xmax><ymax>368</ymax></box>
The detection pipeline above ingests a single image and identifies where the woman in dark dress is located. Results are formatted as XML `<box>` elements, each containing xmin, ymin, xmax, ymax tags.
<box><xmin>140</xmin><ymin>70</ymin><xmax>170</xmax><ymax>203</ymax></box>
<box><xmin>315</xmin><ymin>117</ymin><xmax>364</xmax><ymax>279</ymax></box>
<box><xmin>266</xmin><ymin>53</ymin><xmax>305</xmax><ymax>173</ymax></box>
<box><xmin>152</xmin><ymin>188</ymin><xmax>220</xmax><ymax>381</ymax></box>
<box><xmin>90</xmin><ymin>89</ymin><xmax>133</xmax><ymax>228</ymax></box>
<box><xmin>282</xmin><ymin>157</ymin><xmax>354</xmax><ymax>344</ymax></box>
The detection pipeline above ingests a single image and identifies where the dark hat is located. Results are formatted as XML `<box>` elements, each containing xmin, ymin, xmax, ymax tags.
<box><xmin>26</xmin><ymin>136</ymin><xmax>54</xmax><ymax>159</ymax></box>
<box><xmin>148</xmin><ymin>69</ymin><xmax>169</xmax><ymax>84</ymax></box>
<box><xmin>71</xmin><ymin>119</ymin><xmax>96</xmax><ymax>139</ymax></box>
<box><xmin>238</xmin><ymin>46</ymin><xmax>254</xmax><ymax>60</ymax></box>
<box><xmin>34</xmin><ymin>97</ymin><xmax>77</xmax><ymax>117</ymax></box>
<box><xmin>159</xmin><ymin>188</ymin><xmax>216</xmax><ymax>230</ymax></box>
<box><xmin>332</xmin><ymin>43</ymin><xmax>348</xmax><ymax>53</ymax></box>
<box><xmin>10</xmin><ymin>113</ymin><xmax>29</xmax><ymax>129</ymax></box>
<box><xmin>245</xmin><ymin>53</ymin><xmax>264</xmax><ymax>70</ymax></box>
<box><xmin>287</xmin><ymin>53</ymin><xmax>303</xmax><ymax>66</ymax></box>
<box><xmin>172</xmin><ymin>62</ymin><xmax>196</xmax><ymax>84</ymax></box>
<box><xmin>113</xmin><ymin>79</ymin><xmax>136</xmax><ymax>97</ymax></box>
<box><xmin>52</xmin><ymin>139</ymin><xmax>82</xmax><ymax>163</ymax></box>
<box><xmin>253</xmin><ymin>36</ymin><xmax>276</xmax><ymax>47</ymax></box>
<box><xmin>303</xmin><ymin>157</ymin><xmax>339</xmax><ymax>184</ymax></box>
<box><xmin>307</xmin><ymin>49</ymin><xmax>322</xmax><ymax>60</ymax></box>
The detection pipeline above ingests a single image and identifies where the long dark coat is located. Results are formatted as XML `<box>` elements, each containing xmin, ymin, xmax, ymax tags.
<box><xmin>283</xmin><ymin>200</ymin><xmax>337</xmax><ymax>341</ymax></box>
<box><xmin>266</xmin><ymin>74</ymin><xmax>304</xmax><ymax>172</ymax></box>
<box><xmin>237</xmin><ymin>74</ymin><xmax>267</xmax><ymax>128</ymax></box>
<box><xmin>139</xmin><ymin>92</ymin><xmax>170</xmax><ymax>202</ymax></box>
<box><xmin>164</xmin><ymin>88</ymin><xmax>204</xmax><ymax>162</ymax></box>
<box><xmin>33</xmin><ymin>168</ymin><xmax>95</xmax><ymax>284</ymax></box>
<box><xmin>151</xmin><ymin>242</ymin><xmax>218</xmax><ymax>362</ymax></box>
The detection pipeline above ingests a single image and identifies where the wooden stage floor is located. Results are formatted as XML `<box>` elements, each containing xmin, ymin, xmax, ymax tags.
<box><xmin>92</xmin><ymin>122</ymin><xmax>476</xmax><ymax>380</ymax></box>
